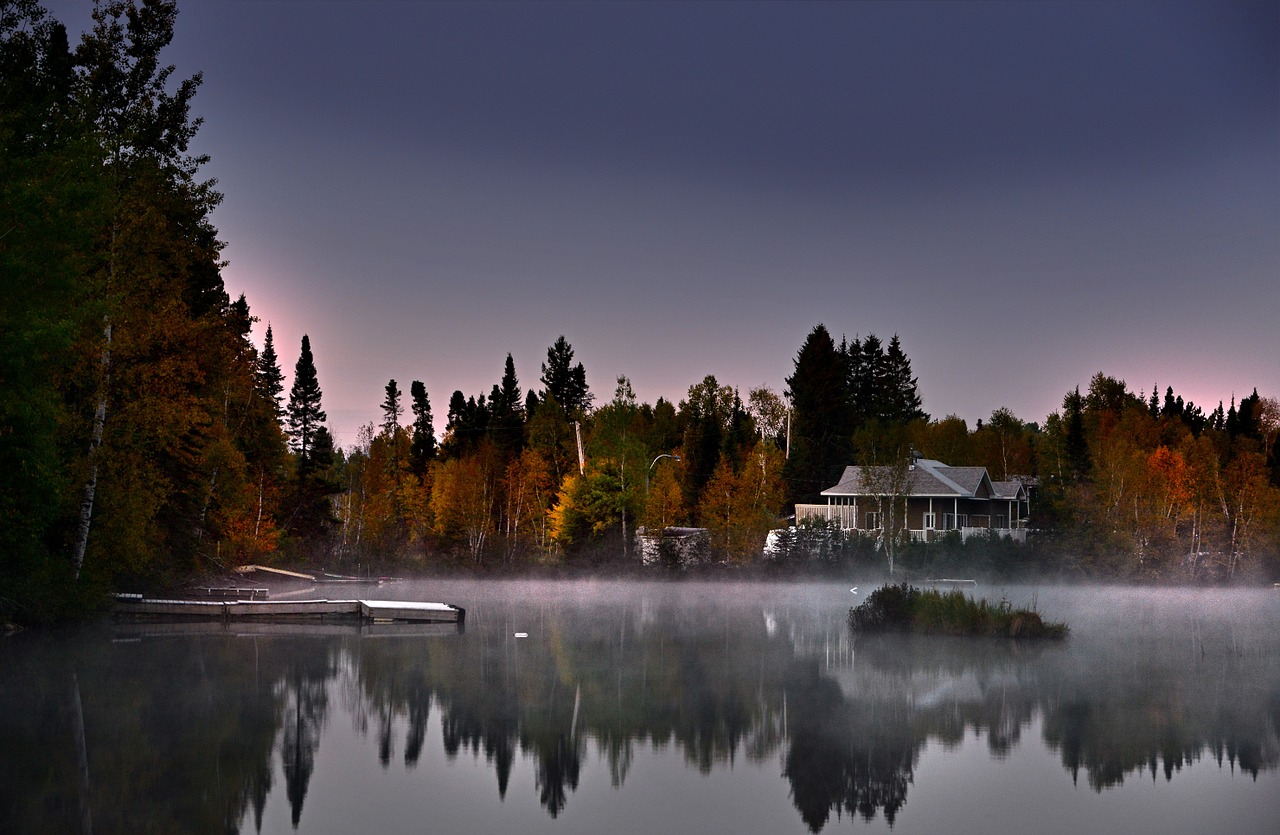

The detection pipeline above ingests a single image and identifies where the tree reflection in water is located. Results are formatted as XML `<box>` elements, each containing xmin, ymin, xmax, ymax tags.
<box><xmin>0</xmin><ymin>584</ymin><xmax>1276</xmax><ymax>833</ymax></box>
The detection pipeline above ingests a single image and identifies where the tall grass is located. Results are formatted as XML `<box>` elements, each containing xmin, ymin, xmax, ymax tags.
<box><xmin>849</xmin><ymin>583</ymin><xmax>1068</xmax><ymax>638</ymax></box>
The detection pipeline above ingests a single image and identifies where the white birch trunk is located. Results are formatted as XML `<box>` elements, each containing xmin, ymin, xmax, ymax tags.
<box><xmin>72</xmin><ymin>320</ymin><xmax>112</xmax><ymax>580</ymax></box>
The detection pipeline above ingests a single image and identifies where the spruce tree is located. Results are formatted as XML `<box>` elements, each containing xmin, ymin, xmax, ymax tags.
<box><xmin>287</xmin><ymin>334</ymin><xmax>326</xmax><ymax>467</ymax></box>
<box><xmin>256</xmin><ymin>323</ymin><xmax>285</xmax><ymax>418</ymax></box>
<box><xmin>1063</xmin><ymin>387</ymin><xmax>1089</xmax><ymax>480</ymax></box>
<box><xmin>496</xmin><ymin>354</ymin><xmax>523</xmax><ymax>416</ymax></box>
<box><xmin>843</xmin><ymin>336</ymin><xmax>867</xmax><ymax>426</ymax></box>
<box><xmin>784</xmin><ymin>324</ymin><xmax>854</xmax><ymax>503</ymax></box>
<box><xmin>409</xmin><ymin>380</ymin><xmax>437</xmax><ymax>475</ymax></box>
<box><xmin>488</xmin><ymin>353</ymin><xmax>524</xmax><ymax>455</ymax></box>
<box><xmin>382</xmin><ymin>378</ymin><xmax>403</xmax><ymax>436</ymax></box>
<box><xmin>883</xmin><ymin>334</ymin><xmax>926</xmax><ymax>424</ymax></box>
<box><xmin>442</xmin><ymin>390</ymin><xmax>489</xmax><ymax>457</ymax></box>
<box><xmin>860</xmin><ymin>334</ymin><xmax>888</xmax><ymax>422</ymax></box>
<box><xmin>541</xmin><ymin>335</ymin><xmax>592</xmax><ymax>415</ymax></box>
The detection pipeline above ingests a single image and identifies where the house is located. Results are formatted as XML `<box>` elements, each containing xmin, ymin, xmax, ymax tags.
<box><xmin>795</xmin><ymin>456</ymin><xmax>1030</xmax><ymax>543</ymax></box>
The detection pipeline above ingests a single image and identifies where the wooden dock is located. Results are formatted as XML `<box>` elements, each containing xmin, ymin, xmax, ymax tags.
<box><xmin>112</xmin><ymin>620</ymin><xmax>463</xmax><ymax>639</ymax></box>
<box><xmin>114</xmin><ymin>594</ymin><xmax>464</xmax><ymax>625</ymax></box>
<box><xmin>232</xmin><ymin>564</ymin><xmax>403</xmax><ymax>585</ymax></box>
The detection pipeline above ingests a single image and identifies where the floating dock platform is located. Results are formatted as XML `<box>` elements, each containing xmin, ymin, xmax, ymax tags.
<box><xmin>114</xmin><ymin>594</ymin><xmax>464</xmax><ymax>625</ymax></box>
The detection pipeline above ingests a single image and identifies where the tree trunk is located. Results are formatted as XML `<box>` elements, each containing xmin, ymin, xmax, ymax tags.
<box><xmin>72</xmin><ymin>320</ymin><xmax>112</xmax><ymax>580</ymax></box>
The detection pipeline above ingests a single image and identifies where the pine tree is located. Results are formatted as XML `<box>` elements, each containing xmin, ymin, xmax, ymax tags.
<box><xmin>1063</xmin><ymin>387</ymin><xmax>1089</xmax><ymax>480</ymax></box>
<box><xmin>883</xmin><ymin>334</ymin><xmax>926</xmax><ymax>424</ymax></box>
<box><xmin>540</xmin><ymin>336</ymin><xmax>592</xmax><ymax>415</ymax></box>
<box><xmin>784</xmin><ymin>324</ymin><xmax>854</xmax><ymax>503</ymax></box>
<box><xmin>256</xmin><ymin>323</ymin><xmax>285</xmax><ymax>418</ymax></box>
<box><xmin>488</xmin><ymin>353</ymin><xmax>524</xmax><ymax>455</ymax></box>
<box><xmin>287</xmin><ymin>334</ymin><xmax>326</xmax><ymax>467</ymax></box>
<box><xmin>864</xmin><ymin>334</ymin><xmax>889</xmax><ymax>421</ymax></box>
<box><xmin>409</xmin><ymin>380</ymin><xmax>437</xmax><ymax>475</ymax></box>
<box><xmin>382</xmin><ymin>379</ymin><xmax>403</xmax><ymax>436</ymax></box>
<box><xmin>442</xmin><ymin>390</ymin><xmax>489</xmax><ymax>458</ymax></box>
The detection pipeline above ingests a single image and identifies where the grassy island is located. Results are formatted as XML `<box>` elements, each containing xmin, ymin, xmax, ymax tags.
<box><xmin>849</xmin><ymin>583</ymin><xmax>1068</xmax><ymax>639</ymax></box>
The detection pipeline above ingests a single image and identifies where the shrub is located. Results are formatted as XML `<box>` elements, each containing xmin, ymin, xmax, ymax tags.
<box><xmin>848</xmin><ymin>583</ymin><xmax>1067</xmax><ymax>639</ymax></box>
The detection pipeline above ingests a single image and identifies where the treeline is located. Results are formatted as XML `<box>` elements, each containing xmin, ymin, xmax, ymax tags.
<box><xmin>307</xmin><ymin>323</ymin><xmax>933</xmax><ymax>570</ymax></box>
<box><xmin>190</xmin><ymin>324</ymin><xmax>1280</xmax><ymax>584</ymax></box>
<box><xmin>1028</xmin><ymin>376</ymin><xmax>1279</xmax><ymax>580</ymax></box>
<box><xmin>322</xmin><ymin>338</ymin><xmax>788</xmax><ymax>566</ymax></box>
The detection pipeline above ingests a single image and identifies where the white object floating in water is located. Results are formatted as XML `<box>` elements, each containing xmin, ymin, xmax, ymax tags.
<box><xmin>514</xmin><ymin>632</ymin><xmax>528</xmax><ymax>638</ymax></box>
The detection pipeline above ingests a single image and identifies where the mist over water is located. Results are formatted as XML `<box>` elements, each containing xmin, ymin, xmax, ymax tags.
<box><xmin>1</xmin><ymin>578</ymin><xmax>1276</xmax><ymax>834</ymax></box>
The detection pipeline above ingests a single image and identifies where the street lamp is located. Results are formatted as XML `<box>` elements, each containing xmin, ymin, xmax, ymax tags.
<box><xmin>646</xmin><ymin>453</ymin><xmax>680</xmax><ymax>496</ymax></box>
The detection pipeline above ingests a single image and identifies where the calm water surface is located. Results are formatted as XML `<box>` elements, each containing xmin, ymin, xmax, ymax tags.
<box><xmin>2</xmin><ymin>580</ymin><xmax>1276</xmax><ymax>834</ymax></box>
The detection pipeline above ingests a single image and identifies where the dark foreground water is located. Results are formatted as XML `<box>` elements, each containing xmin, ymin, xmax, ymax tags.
<box><xmin>2</xmin><ymin>580</ymin><xmax>1277</xmax><ymax>835</ymax></box>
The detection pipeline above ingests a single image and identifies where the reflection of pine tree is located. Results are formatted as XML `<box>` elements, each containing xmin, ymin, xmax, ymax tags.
<box><xmin>534</xmin><ymin>733</ymin><xmax>583</xmax><ymax>818</ymax></box>
<box><xmin>281</xmin><ymin>673</ymin><xmax>329</xmax><ymax>828</ymax></box>
<box><xmin>403</xmin><ymin>673</ymin><xmax>431</xmax><ymax>767</ymax></box>
<box><xmin>783</xmin><ymin>659</ymin><xmax>918</xmax><ymax>831</ymax></box>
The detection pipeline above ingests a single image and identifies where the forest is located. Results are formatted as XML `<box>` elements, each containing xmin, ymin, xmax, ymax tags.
<box><xmin>2</xmin><ymin>1</ymin><xmax>1278</xmax><ymax>623</ymax></box>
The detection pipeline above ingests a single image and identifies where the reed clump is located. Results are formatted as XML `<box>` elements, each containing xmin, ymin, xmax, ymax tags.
<box><xmin>848</xmin><ymin>583</ymin><xmax>1068</xmax><ymax>639</ymax></box>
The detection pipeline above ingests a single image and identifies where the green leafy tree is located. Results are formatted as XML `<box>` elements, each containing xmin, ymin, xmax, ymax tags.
<box><xmin>62</xmin><ymin>0</ymin><xmax>224</xmax><ymax>582</ymax></box>
<box><xmin>975</xmin><ymin>407</ymin><xmax>1033</xmax><ymax>480</ymax></box>
<box><xmin>0</xmin><ymin>1</ymin><xmax>91</xmax><ymax>610</ymax></box>
<box><xmin>679</xmin><ymin>375</ymin><xmax>734</xmax><ymax>512</ymax></box>
<box><xmin>526</xmin><ymin>393</ymin><xmax>578</xmax><ymax>482</ymax></box>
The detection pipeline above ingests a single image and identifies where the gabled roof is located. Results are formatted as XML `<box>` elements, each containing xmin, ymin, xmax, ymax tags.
<box><xmin>991</xmin><ymin>480</ymin><xmax>1027</xmax><ymax>500</ymax></box>
<box><xmin>821</xmin><ymin>459</ymin><xmax>1008</xmax><ymax>500</ymax></box>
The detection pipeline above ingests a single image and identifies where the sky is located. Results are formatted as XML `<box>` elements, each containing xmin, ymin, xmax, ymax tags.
<box><xmin>47</xmin><ymin>0</ymin><xmax>1280</xmax><ymax>448</ymax></box>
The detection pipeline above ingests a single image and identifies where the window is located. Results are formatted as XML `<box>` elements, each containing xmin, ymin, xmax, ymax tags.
<box><xmin>995</xmin><ymin>515</ymin><xmax>1007</xmax><ymax>529</ymax></box>
<box><xmin>923</xmin><ymin>512</ymin><xmax>936</xmax><ymax>530</ymax></box>
<box><xmin>865</xmin><ymin>511</ymin><xmax>881</xmax><ymax>530</ymax></box>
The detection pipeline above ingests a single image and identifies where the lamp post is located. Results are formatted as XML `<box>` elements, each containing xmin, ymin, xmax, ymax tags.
<box><xmin>646</xmin><ymin>454</ymin><xmax>680</xmax><ymax>496</ymax></box>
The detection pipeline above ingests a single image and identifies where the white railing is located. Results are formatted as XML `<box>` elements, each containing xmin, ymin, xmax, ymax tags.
<box><xmin>795</xmin><ymin>505</ymin><xmax>1028</xmax><ymax>544</ymax></box>
<box><xmin>960</xmin><ymin>526</ymin><xmax>1027</xmax><ymax>544</ymax></box>
<box><xmin>795</xmin><ymin>504</ymin><xmax>858</xmax><ymax>529</ymax></box>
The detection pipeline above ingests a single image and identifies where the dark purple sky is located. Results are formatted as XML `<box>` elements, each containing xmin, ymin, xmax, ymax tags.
<box><xmin>50</xmin><ymin>1</ymin><xmax>1280</xmax><ymax>446</ymax></box>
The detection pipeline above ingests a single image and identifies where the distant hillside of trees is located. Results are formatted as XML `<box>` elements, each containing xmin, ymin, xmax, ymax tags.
<box><xmin>3</xmin><ymin>2</ymin><xmax>1277</xmax><ymax>624</ymax></box>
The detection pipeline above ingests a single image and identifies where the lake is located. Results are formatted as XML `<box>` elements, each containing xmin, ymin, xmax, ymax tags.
<box><xmin>1</xmin><ymin>580</ymin><xmax>1276</xmax><ymax>834</ymax></box>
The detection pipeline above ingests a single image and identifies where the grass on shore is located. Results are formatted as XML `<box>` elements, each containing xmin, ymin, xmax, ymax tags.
<box><xmin>849</xmin><ymin>583</ymin><xmax>1068</xmax><ymax>639</ymax></box>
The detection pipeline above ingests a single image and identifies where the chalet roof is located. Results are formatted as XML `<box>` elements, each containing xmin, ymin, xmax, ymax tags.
<box><xmin>821</xmin><ymin>459</ymin><xmax>1006</xmax><ymax>500</ymax></box>
<box><xmin>991</xmin><ymin>480</ymin><xmax>1027</xmax><ymax>500</ymax></box>
<box><xmin>936</xmin><ymin>467</ymin><xmax>988</xmax><ymax>495</ymax></box>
